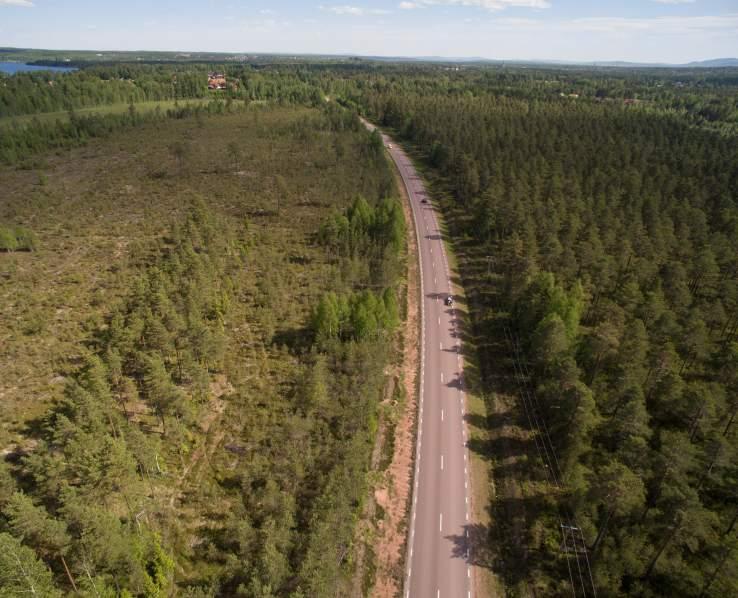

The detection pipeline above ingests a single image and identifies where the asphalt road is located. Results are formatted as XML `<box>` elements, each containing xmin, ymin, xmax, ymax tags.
<box><xmin>364</xmin><ymin>121</ymin><xmax>473</xmax><ymax>598</ymax></box>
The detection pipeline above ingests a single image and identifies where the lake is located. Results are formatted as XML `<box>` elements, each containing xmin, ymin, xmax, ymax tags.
<box><xmin>0</xmin><ymin>62</ymin><xmax>76</xmax><ymax>75</ymax></box>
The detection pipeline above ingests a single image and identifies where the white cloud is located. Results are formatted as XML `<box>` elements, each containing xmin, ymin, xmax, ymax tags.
<box><xmin>397</xmin><ymin>0</ymin><xmax>550</xmax><ymax>11</ymax></box>
<box><xmin>485</xmin><ymin>12</ymin><xmax>738</xmax><ymax>35</ymax></box>
<box><xmin>0</xmin><ymin>0</ymin><xmax>34</xmax><ymax>6</ymax></box>
<box><xmin>652</xmin><ymin>0</ymin><xmax>697</xmax><ymax>4</ymax></box>
<box><xmin>567</xmin><ymin>13</ymin><xmax>737</xmax><ymax>34</ymax></box>
<box><xmin>320</xmin><ymin>4</ymin><xmax>391</xmax><ymax>15</ymax></box>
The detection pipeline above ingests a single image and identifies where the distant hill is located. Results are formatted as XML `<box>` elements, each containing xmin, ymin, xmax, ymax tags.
<box><xmin>684</xmin><ymin>58</ymin><xmax>738</xmax><ymax>67</ymax></box>
<box><xmin>2</xmin><ymin>47</ymin><xmax>737</xmax><ymax>69</ymax></box>
<box><xmin>580</xmin><ymin>58</ymin><xmax>738</xmax><ymax>68</ymax></box>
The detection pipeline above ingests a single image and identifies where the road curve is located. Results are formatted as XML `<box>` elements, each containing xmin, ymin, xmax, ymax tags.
<box><xmin>364</xmin><ymin>121</ymin><xmax>473</xmax><ymax>598</ymax></box>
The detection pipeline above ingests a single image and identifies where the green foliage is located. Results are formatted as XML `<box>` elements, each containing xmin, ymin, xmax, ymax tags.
<box><xmin>315</xmin><ymin>192</ymin><xmax>403</xmax><ymax>347</ymax></box>
<box><xmin>1</xmin><ymin>200</ymin><xmax>239</xmax><ymax>594</ymax></box>
<box><xmin>516</xmin><ymin>272</ymin><xmax>583</xmax><ymax>342</ymax></box>
<box><xmin>0</xmin><ymin>461</ymin><xmax>16</xmax><ymax>507</ymax></box>
<box><xmin>0</xmin><ymin>532</ymin><xmax>61</xmax><ymax>598</ymax></box>
<box><xmin>0</xmin><ymin>63</ymin><xmax>326</xmax><ymax>120</ymax></box>
<box><xmin>140</xmin><ymin>533</ymin><xmax>175</xmax><ymax>597</ymax></box>
<box><xmin>5</xmin><ymin>492</ymin><xmax>70</xmax><ymax>559</ymax></box>
<box><xmin>0</xmin><ymin>99</ymin><xmax>243</xmax><ymax>165</ymax></box>
<box><xmin>319</xmin><ymin>196</ymin><xmax>404</xmax><ymax>257</ymax></box>
<box><xmin>312</xmin><ymin>289</ymin><xmax>399</xmax><ymax>344</ymax></box>
<box><xmin>0</xmin><ymin>224</ymin><xmax>36</xmax><ymax>251</ymax></box>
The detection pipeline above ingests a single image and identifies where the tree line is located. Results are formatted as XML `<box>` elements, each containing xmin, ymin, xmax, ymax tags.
<box><xmin>1</xmin><ymin>99</ymin><xmax>242</xmax><ymax>166</ymax></box>
<box><xmin>0</xmin><ymin>64</ymin><xmax>328</xmax><ymax>119</ymax></box>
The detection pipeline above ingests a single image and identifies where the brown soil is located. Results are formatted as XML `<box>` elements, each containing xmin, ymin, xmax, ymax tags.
<box><xmin>371</xmin><ymin>164</ymin><xmax>421</xmax><ymax>598</ymax></box>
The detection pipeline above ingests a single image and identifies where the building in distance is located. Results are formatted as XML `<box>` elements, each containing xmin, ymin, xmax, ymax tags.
<box><xmin>208</xmin><ymin>72</ymin><xmax>227</xmax><ymax>90</ymax></box>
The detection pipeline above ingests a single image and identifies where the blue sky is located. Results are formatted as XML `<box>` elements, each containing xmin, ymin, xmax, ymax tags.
<box><xmin>0</xmin><ymin>0</ymin><xmax>736</xmax><ymax>62</ymax></box>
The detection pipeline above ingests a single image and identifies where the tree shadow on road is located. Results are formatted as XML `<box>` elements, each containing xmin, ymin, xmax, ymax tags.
<box><xmin>445</xmin><ymin>523</ymin><xmax>496</xmax><ymax>569</ymax></box>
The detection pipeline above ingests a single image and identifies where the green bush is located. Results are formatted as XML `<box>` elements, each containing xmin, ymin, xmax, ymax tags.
<box><xmin>0</xmin><ymin>225</ymin><xmax>36</xmax><ymax>251</ymax></box>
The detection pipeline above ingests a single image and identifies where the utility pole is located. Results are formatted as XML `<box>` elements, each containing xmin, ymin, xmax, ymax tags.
<box><xmin>485</xmin><ymin>255</ymin><xmax>494</xmax><ymax>282</ymax></box>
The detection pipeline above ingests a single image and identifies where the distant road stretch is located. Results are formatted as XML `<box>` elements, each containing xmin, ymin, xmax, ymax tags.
<box><xmin>363</xmin><ymin>120</ymin><xmax>473</xmax><ymax>598</ymax></box>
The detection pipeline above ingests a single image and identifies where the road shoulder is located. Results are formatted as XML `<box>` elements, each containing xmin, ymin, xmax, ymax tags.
<box><xmin>369</xmin><ymin>149</ymin><xmax>421</xmax><ymax>598</ymax></box>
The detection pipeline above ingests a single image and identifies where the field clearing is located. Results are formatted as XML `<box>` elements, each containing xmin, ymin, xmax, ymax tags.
<box><xmin>0</xmin><ymin>106</ymin><xmax>402</xmax><ymax>595</ymax></box>
<box><xmin>0</xmin><ymin>104</ymin><xmax>384</xmax><ymax>451</ymax></box>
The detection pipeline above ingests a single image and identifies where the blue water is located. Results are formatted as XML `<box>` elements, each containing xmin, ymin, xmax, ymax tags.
<box><xmin>0</xmin><ymin>62</ymin><xmax>76</xmax><ymax>75</ymax></box>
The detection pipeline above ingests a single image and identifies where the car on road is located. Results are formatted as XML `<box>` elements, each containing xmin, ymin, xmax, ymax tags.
<box><xmin>420</xmin><ymin>198</ymin><xmax>428</xmax><ymax>204</ymax></box>
<box><xmin>445</xmin><ymin>295</ymin><xmax>453</xmax><ymax>306</ymax></box>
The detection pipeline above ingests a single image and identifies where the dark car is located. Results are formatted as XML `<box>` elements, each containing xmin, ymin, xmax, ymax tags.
<box><xmin>420</xmin><ymin>198</ymin><xmax>428</xmax><ymax>204</ymax></box>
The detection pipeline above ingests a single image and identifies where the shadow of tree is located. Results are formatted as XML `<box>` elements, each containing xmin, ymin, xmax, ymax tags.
<box><xmin>271</xmin><ymin>326</ymin><xmax>311</xmax><ymax>352</ymax></box>
<box><xmin>466</xmin><ymin>434</ymin><xmax>534</xmax><ymax>460</ymax></box>
<box><xmin>445</xmin><ymin>523</ymin><xmax>496</xmax><ymax>569</ymax></box>
<box><xmin>445</xmin><ymin>374</ymin><xmax>464</xmax><ymax>391</ymax></box>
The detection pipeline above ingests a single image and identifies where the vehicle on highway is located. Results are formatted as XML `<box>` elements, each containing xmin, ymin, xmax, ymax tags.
<box><xmin>445</xmin><ymin>295</ymin><xmax>453</xmax><ymax>306</ymax></box>
<box><xmin>421</xmin><ymin>198</ymin><xmax>428</xmax><ymax>204</ymax></box>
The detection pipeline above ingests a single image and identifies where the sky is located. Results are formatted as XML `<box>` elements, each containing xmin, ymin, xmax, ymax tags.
<box><xmin>0</xmin><ymin>0</ymin><xmax>736</xmax><ymax>63</ymax></box>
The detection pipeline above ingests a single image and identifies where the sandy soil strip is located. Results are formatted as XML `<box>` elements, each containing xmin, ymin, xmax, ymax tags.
<box><xmin>371</xmin><ymin>162</ymin><xmax>421</xmax><ymax>598</ymax></box>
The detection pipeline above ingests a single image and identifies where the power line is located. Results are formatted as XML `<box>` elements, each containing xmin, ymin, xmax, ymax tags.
<box><xmin>501</xmin><ymin>323</ymin><xmax>598</xmax><ymax>597</ymax></box>
<box><xmin>503</xmin><ymin>324</ymin><xmax>578</xmax><ymax>597</ymax></box>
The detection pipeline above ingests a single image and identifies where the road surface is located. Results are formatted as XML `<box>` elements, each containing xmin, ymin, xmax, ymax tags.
<box><xmin>364</xmin><ymin>122</ymin><xmax>473</xmax><ymax>598</ymax></box>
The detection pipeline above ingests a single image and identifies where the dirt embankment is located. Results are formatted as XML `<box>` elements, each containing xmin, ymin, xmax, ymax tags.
<box><xmin>370</xmin><ymin>164</ymin><xmax>421</xmax><ymax>598</ymax></box>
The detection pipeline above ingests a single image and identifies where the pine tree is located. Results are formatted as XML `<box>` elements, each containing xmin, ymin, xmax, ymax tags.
<box><xmin>0</xmin><ymin>533</ymin><xmax>61</xmax><ymax>598</ymax></box>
